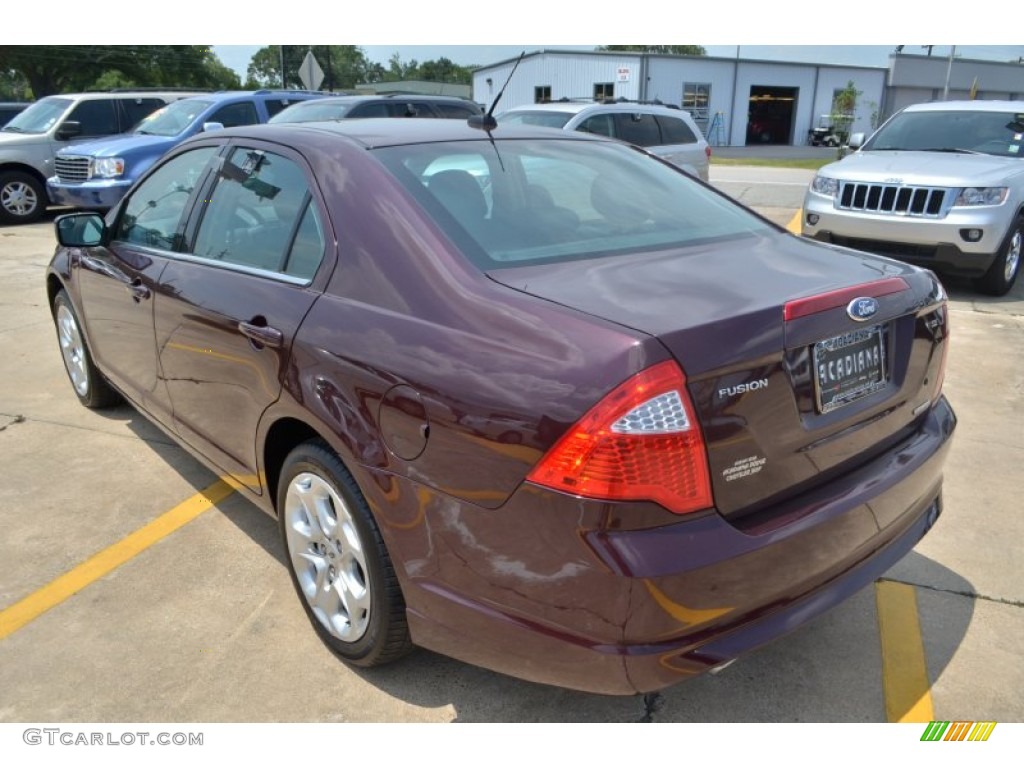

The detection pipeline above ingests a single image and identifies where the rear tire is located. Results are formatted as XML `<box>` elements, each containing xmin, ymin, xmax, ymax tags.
<box><xmin>277</xmin><ymin>440</ymin><xmax>413</xmax><ymax>667</ymax></box>
<box><xmin>975</xmin><ymin>219</ymin><xmax>1022</xmax><ymax>296</ymax></box>
<box><xmin>52</xmin><ymin>289</ymin><xmax>121</xmax><ymax>408</ymax></box>
<box><xmin>0</xmin><ymin>170</ymin><xmax>46</xmax><ymax>225</ymax></box>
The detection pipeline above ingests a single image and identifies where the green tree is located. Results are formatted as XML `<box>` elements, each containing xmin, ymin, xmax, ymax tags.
<box><xmin>247</xmin><ymin>46</ymin><xmax>373</xmax><ymax>90</ymax></box>
<box><xmin>597</xmin><ymin>45</ymin><xmax>706</xmax><ymax>56</ymax></box>
<box><xmin>0</xmin><ymin>45</ymin><xmax>239</xmax><ymax>97</ymax></box>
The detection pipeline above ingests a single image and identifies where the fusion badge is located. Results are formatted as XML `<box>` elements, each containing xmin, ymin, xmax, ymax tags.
<box><xmin>847</xmin><ymin>296</ymin><xmax>879</xmax><ymax>322</ymax></box>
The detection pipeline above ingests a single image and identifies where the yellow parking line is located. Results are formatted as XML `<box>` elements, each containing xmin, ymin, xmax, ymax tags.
<box><xmin>0</xmin><ymin>479</ymin><xmax>236</xmax><ymax>640</ymax></box>
<box><xmin>875</xmin><ymin>580</ymin><xmax>934</xmax><ymax>722</ymax></box>
<box><xmin>787</xmin><ymin>210</ymin><xmax>802</xmax><ymax>234</ymax></box>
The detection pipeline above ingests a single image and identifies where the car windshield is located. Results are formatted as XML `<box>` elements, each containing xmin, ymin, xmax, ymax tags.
<box><xmin>376</xmin><ymin>138</ymin><xmax>772</xmax><ymax>270</ymax></box>
<box><xmin>499</xmin><ymin>111</ymin><xmax>574</xmax><ymax>129</ymax></box>
<box><xmin>269</xmin><ymin>101</ymin><xmax>355</xmax><ymax>123</ymax></box>
<box><xmin>134</xmin><ymin>99</ymin><xmax>213</xmax><ymax>137</ymax></box>
<box><xmin>2</xmin><ymin>97</ymin><xmax>72</xmax><ymax>134</ymax></box>
<box><xmin>863</xmin><ymin>109</ymin><xmax>1024</xmax><ymax>157</ymax></box>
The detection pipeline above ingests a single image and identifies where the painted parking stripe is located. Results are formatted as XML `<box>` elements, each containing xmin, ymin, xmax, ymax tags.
<box><xmin>787</xmin><ymin>210</ymin><xmax>802</xmax><ymax>234</ymax></box>
<box><xmin>875</xmin><ymin>580</ymin><xmax>934</xmax><ymax>723</ymax></box>
<box><xmin>0</xmin><ymin>478</ymin><xmax>236</xmax><ymax>640</ymax></box>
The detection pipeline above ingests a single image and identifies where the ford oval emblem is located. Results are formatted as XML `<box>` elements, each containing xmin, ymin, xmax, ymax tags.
<box><xmin>847</xmin><ymin>297</ymin><xmax>879</xmax><ymax>322</ymax></box>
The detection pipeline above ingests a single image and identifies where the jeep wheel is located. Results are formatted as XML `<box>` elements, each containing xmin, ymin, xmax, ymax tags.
<box><xmin>975</xmin><ymin>220</ymin><xmax>1022</xmax><ymax>296</ymax></box>
<box><xmin>0</xmin><ymin>170</ymin><xmax>46</xmax><ymax>225</ymax></box>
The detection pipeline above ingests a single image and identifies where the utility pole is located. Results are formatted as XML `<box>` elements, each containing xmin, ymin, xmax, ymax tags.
<box><xmin>943</xmin><ymin>45</ymin><xmax>956</xmax><ymax>101</ymax></box>
<box><xmin>280</xmin><ymin>45</ymin><xmax>286</xmax><ymax>89</ymax></box>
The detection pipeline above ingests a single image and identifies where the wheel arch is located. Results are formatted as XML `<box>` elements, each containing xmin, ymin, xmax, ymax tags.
<box><xmin>0</xmin><ymin>162</ymin><xmax>50</xmax><ymax>201</ymax></box>
<box><xmin>261</xmin><ymin>416</ymin><xmax>335</xmax><ymax>515</ymax></box>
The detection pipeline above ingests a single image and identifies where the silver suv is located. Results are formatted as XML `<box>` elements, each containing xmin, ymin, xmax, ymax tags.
<box><xmin>0</xmin><ymin>90</ymin><xmax>201</xmax><ymax>225</ymax></box>
<box><xmin>803</xmin><ymin>100</ymin><xmax>1024</xmax><ymax>295</ymax></box>
<box><xmin>498</xmin><ymin>100</ymin><xmax>710</xmax><ymax>181</ymax></box>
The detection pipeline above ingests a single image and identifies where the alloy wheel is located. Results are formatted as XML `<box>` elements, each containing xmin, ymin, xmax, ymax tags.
<box><xmin>283</xmin><ymin>472</ymin><xmax>371</xmax><ymax>642</ymax></box>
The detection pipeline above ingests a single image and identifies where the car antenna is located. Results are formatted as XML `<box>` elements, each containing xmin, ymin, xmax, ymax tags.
<box><xmin>469</xmin><ymin>51</ymin><xmax>525</xmax><ymax>132</ymax></box>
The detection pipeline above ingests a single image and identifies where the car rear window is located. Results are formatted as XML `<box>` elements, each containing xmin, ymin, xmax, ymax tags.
<box><xmin>656</xmin><ymin>115</ymin><xmax>699</xmax><ymax>145</ymax></box>
<box><xmin>375</xmin><ymin>138</ymin><xmax>771</xmax><ymax>270</ymax></box>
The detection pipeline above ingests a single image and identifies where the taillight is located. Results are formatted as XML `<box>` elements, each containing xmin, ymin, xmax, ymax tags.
<box><xmin>526</xmin><ymin>360</ymin><xmax>713</xmax><ymax>515</ymax></box>
<box><xmin>705</xmin><ymin>145</ymin><xmax>712</xmax><ymax>159</ymax></box>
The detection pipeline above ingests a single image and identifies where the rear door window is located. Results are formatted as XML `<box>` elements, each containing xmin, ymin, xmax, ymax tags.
<box><xmin>191</xmin><ymin>148</ymin><xmax>325</xmax><ymax>280</ymax></box>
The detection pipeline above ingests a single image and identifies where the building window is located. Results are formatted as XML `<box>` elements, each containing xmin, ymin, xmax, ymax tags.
<box><xmin>534</xmin><ymin>85</ymin><xmax>552</xmax><ymax>103</ymax></box>
<box><xmin>682</xmin><ymin>82</ymin><xmax>711</xmax><ymax>121</ymax></box>
<box><xmin>594</xmin><ymin>82</ymin><xmax>614</xmax><ymax>102</ymax></box>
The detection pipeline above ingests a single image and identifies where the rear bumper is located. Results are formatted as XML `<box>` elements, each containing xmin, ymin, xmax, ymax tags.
<box><xmin>365</xmin><ymin>396</ymin><xmax>955</xmax><ymax>695</ymax></box>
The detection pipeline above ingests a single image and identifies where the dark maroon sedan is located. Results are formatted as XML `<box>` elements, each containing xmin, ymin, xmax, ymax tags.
<box><xmin>46</xmin><ymin>119</ymin><xmax>955</xmax><ymax>695</ymax></box>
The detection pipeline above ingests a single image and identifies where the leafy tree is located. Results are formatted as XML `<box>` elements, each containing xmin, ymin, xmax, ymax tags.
<box><xmin>247</xmin><ymin>46</ymin><xmax>373</xmax><ymax>90</ymax></box>
<box><xmin>0</xmin><ymin>45</ymin><xmax>240</xmax><ymax>97</ymax></box>
<box><xmin>598</xmin><ymin>45</ymin><xmax>707</xmax><ymax>56</ymax></box>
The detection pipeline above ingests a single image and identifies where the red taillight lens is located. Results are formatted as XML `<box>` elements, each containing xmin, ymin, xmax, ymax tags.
<box><xmin>705</xmin><ymin>145</ymin><xmax>712</xmax><ymax>159</ymax></box>
<box><xmin>526</xmin><ymin>360</ymin><xmax>713</xmax><ymax>514</ymax></box>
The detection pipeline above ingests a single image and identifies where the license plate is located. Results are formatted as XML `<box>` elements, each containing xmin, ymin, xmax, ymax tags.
<box><xmin>813</xmin><ymin>325</ymin><xmax>887</xmax><ymax>413</ymax></box>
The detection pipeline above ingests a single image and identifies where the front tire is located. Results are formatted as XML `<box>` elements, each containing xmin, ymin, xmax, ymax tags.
<box><xmin>0</xmin><ymin>170</ymin><xmax>46</xmax><ymax>225</ymax></box>
<box><xmin>975</xmin><ymin>219</ymin><xmax>1022</xmax><ymax>296</ymax></box>
<box><xmin>277</xmin><ymin>440</ymin><xmax>412</xmax><ymax>667</ymax></box>
<box><xmin>52</xmin><ymin>290</ymin><xmax>121</xmax><ymax>408</ymax></box>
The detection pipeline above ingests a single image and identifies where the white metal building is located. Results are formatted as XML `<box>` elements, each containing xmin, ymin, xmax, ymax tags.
<box><xmin>471</xmin><ymin>50</ymin><xmax>1024</xmax><ymax>147</ymax></box>
<box><xmin>473</xmin><ymin>50</ymin><xmax>887</xmax><ymax>147</ymax></box>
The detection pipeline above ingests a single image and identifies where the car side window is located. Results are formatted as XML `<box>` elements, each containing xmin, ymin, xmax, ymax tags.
<box><xmin>120</xmin><ymin>98</ymin><xmax>166</xmax><ymax>131</ymax></box>
<box><xmin>264</xmin><ymin>99</ymin><xmax>292</xmax><ymax>118</ymax></box>
<box><xmin>114</xmin><ymin>147</ymin><xmax>218</xmax><ymax>249</ymax></box>
<box><xmin>656</xmin><ymin>115</ymin><xmax>698</xmax><ymax>145</ymax></box>
<box><xmin>352</xmin><ymin>102</ymin><xmax>389</xmax><ymax>118</ymax></box>
<box><xmin>191</xmin><ymin>148</ymin><xmax>324</xmax><ymax>279</ymax></box>
<box><xmin>208</xmin><ymin>101</ymin><xmax>260</xmax><ymax>128</ymax></box>
<box><xmin>578</xmin><ymin>114</ymin><xmax>615</xmax><ymax>137</ymax></box>
<box><xmin>435</xmin><ymin>103</ymin><xmax>479</xmax><ymax>119</ymax></box>
<box><xmin>67</xmin><ymin>99</ymin><xmax>119</xmax><ymax>137</ymax></box>
<box><xmin>612</xmin><ymin>113</ymin><xmax>662</xmax><ymax>147</ymax></box>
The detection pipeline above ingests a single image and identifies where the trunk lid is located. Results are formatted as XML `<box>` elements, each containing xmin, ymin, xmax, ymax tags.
<box><xmin>488</xmin><ymin>231</ymin><xmax>949</xmax><ymax>518</ymax></box>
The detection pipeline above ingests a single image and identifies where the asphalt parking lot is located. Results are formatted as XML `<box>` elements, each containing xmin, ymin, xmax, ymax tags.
<box><xmin>1</xmin><ymin>173</ymin><xmax>1022</xmax><ymax>723</ymax></box>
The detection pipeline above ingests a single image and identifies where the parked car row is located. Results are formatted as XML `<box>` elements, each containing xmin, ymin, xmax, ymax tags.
<box><xmin>0</xmin><ymin>90</ymin><xmax>486</xmax><ymax>225</ymax></box>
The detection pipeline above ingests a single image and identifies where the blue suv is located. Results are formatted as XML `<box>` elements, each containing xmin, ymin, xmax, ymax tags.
<box><xmin>47</xmin><ymin>90</ymin><xmax>325</xmax><ymax>210</ymax></box>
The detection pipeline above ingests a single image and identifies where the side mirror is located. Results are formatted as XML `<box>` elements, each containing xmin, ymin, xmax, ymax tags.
<box><xmin>56</xmin><ymin>212</ymin><xmax>106</xmax><ymax>247</ymax></box>
<box><xmin>55</xmin><ymin>120</ymin><xmax>82</xmax><ymax>141</ymax></box>
<box><xmin>202</xmin><ymin>121</ymin><xmax>225</xmax><ymax>132</ymax></box>
<box><xmin>848</xmin><ymin>132</ymin><xmax>865</xmax><ymax>149</ymax></box>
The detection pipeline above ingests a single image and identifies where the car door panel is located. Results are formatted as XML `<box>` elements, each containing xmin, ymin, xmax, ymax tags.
<box><xmin>154</xmin><ymin>265</ymin><xmax>317</xmax><ymax>492</ymax></box>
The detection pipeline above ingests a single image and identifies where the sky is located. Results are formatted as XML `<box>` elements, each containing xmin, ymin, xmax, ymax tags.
<box><xmin>11</xmin><ymin>1</ymin><xmax>1022</xmax><ymax>79</ymax></box>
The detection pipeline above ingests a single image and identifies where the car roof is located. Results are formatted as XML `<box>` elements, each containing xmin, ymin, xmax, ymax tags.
<box><xmin>205</xmin><ymin>117</ymin><xmax>611</xmax><ymax>149</ymax></box>
<box><xmin>902</xmin><ymin>100</ymin><xmax>1024</xmax><ymax>113</ymax></box>
<box><xmin>311</xmin><ymin>94</ymin><xmax>475</xmax><ymax>104</ymax></box>
<box><xmin>501</xmin><ymin>101</ymin><xmax>692</xmax><ymax>116</ymax></box>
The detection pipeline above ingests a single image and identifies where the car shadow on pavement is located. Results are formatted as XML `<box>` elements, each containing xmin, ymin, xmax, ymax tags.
<box><xmin>115</xmin><ymin>405</ymin><xmax>978</xmax><ymax>723</ymax></box>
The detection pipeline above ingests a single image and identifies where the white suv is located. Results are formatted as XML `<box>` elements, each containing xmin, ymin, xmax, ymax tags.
<box><xmin>803</xmin><ymin>100</ymin><xmax>1024</xmax><ymax>296</ymax></box>
<box><xmin>498</xmin><ymin>100</ymin><xmax>711</xmax><ymax>181</ymax></box>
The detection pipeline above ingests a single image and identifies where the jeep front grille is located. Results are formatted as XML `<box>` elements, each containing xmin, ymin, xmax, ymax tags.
<box><xmin>54</xmin><ymin>156</ymin><xmax>91</xmax><ymax>183</ymax></box>
<box><xmin>837</xmin><ymin>182</ymin><xmax>947</xmax><ymax>217</ymax></box>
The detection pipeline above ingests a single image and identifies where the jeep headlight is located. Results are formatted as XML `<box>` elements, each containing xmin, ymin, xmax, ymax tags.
<box><xmin>92</xmin><ymin>157</ymin><xmax>125</xmax><ymax>179</ymax></box>
<box><xmin>810</xmin><ymin>175</ymin><xmax>838</xmax><ymax>197</ymax></box>
<box><xmin>954</xmin><ymin>187</ymin><xmax>1008</xmax><ymax>206</ymax></box>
